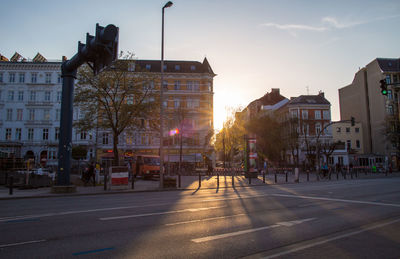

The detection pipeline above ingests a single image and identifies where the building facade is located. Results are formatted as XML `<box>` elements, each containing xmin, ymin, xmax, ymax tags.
<box><xmin>0</xmin><ymin>54</ymin><xmax>215</xmax><ymax>168</ymax></box>
<box><xmin>339</xmin><ymin>58</ymin><xmax>400</xmax><ymax>168</ymax></box>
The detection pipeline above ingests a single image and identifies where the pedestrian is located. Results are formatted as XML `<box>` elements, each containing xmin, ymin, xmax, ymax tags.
<box><xmin>88</xmin><ymin>162</ymin><xmax>95</xmax><ymax>187</ymax></box>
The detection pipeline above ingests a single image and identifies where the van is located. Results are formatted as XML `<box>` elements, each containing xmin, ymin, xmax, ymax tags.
<box><xmin>133</xmin><ymin>155</ymin><xmax>160</xmax><ymax>179</ymax></box>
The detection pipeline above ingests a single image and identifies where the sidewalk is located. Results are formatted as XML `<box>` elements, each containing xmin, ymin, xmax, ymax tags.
<box><xmin>1</xmin><ymin>171</ymin><xmax>399</xmax><ymax>200</ymax></box>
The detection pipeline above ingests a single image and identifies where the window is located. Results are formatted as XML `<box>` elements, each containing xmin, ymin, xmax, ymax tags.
<box><xmin>43</xmin><ymin>128</ymin><xmax>49</xmax><ymax>140</ymax></box>
<box><xmin>174</xmin><ymin>81</ymin><xmax>181</xmax><ymax>90</ymax></box>
<box><xmin>0</xmin><ymin>72</ymin><xmax>3</xmax><ymax>82</ymax></box>
<box><xmin>387</xmin><ymin>105</ymin><xmax>394</xmax><ymax>115</ymax></box>
<box><xmin>336</xmin><ymin>127</ymin><xmax>341</xmax><ymax>133</ymax></box>
<box><xmin>356</xmin><ymin>140</ymin><xmax>360</xmax><ymax>148</ymax></box>
<box><xmin>8</xmin><ymin>90</ymin><xmax>14</xmax><ymax>101</ymax></box>
<box><xmin>346</xmin><ymin>140</ymin><xmax>351</xmax><ymax>150</ymax></box>
<box><xmin>194</xmin><ymin>81</ymin><xmax>200</xmax><ymax>91</ymax></box>
<box><xmin>315</xmin><ymin>123</ymin><xmax>321</xmax><ymax>134</ymax></box>
<box><xmin>57</xmin><ymin>74</ymin><xmax>61</xmax><ymax>84</ymax></box>
<box><xmin>162</xmin><ymin>80</ymin><xmax>168</xmax><ymax>90</ymax></box>
<box><xmin>44</xmin><ymin>109</ymin><xmax>50</xmax><ymax>120</ymax></box>
<box><xmin>163</xmin><ymin>64</ymin><xmax>167</xmax><ymax>71</ymax></box>
<box><xmin>174</xmin><ymin>99</ymin><xmax>180</xmax><ymax>108</ymax></box>
<box><xmin>9</xmin><ymin>72</ymin><xmax>15</xmax><ymax>83</ymax></box>
<box><xmin>186</xmin><ymin>99</ymin><xmax>192</xmax><ymax>108</ymax></box>
<box><xmin>18</xmin><ymin>91</ymin><xmax>24</xmax><ymax>101</ymax></box>
<box><xmin>5</xmin><ymin>128</ymin><xmax>12</xmax><ymax>140</ymax></box>
<box><xmin>30</xmin><ymin>91</ymin><xmax>36</xmax><ymax>101</ymax></box>
<box><xmin>314</xmin><ymin>110</ymin><xmax>321</xmax><ymax>120</ymax></box>
<box><xmin>16</xmin><ymin>109</ymin><xmax>23</xmax><ymax>121</ymax></box>
<box><xmin>45</xmin><ymin>73</ymin><xmax>52</xmax><ymax>84</ymax></box>
<box><xmin>31</xmin><ymin>73</ymin><xmax>37</xmax><ymax>83</ymax></box>
<box><xmin>290</xmin><ymin>110</ymin><xmax>298</xmax><ymax>118</ymax></box>
<box><xmin>55</xmin><ymin>128</ymin><xmax>60</xmax><ymax>140</ymax></box>
<box><xmin>15</xmin><ymin>128</ymin><xmax>21</xmax><ymax>141</ymax></box>
<box><xmin>387</xmin><ymin>90</ymin><xmax>393</xmax><ymax>100</ymax></box>
<box><xmin>385</xmin><ymin>75</ymin><xmax>391</xmax><ymax>84</ymax></box>
<box><xmin>346</xmin><ymin>127</ymin><xmax>350</xmax><ymax>133</ymax></box>
<box><xmin>145</xmin><ymin>64</ymin><xmax>151</xmax><ymax>70</ymax></box>
<box><xmin>190</xmin><ymin>65</ymin><xmax>196</xmax><ymax>71</ymax></box>
<box><xmin>6</xmin><ymin>109</ymin><xmax>13</xmax><ymax>121</ymax></box>
<box><xmin>28</xmin><ymin>128</ymin><xmax>34</xmax><ymax>140</ymax></box>
<box><xmin>193</xmin><ymin>99</ymin><xmax>199</xmax><ymax>108</ymax></box>
<box><xmin>302</xmin><ymin>110</ymin><xmax>308</xmax><ymax>120</ymax></box>
<box><xmin>80</xmin><ymin>131</ymin><xmax>87</xmax><ymax>140</ymax></box>
<box><xmin>163</xmin><ymin>100</ymin><xmax>168</xmax><ymax>108</ymax></box>
<box><xmin>19</xmin><ymin>73</ymin><xmax>25</xmax><ymax>83</ymax></box>
<box><xmin>302</xmin><ymin>124</ymin><xmax>309</xmax><ymax>135</ymax></box>
<box><xmin>29</xmin><ymin>109</ymin><xmax>35</xmax><ymax>121</ymax></box>
<box><xmin>323</xmin><ymin>110</ymin><xmax>330</xmax><ymax>120</ymax></box>
<box><xmin>175</xmin><ymin>65</ymin><xmax>180</xmax><ymax>71</ymax></box>
<box><xmin>355</xmin><ymin>127</ymin><xmax>360</xmax><ymax>133</ymax></box>
<box><xmin>56</xmin><ymin>109</ymin><xmax>61</xmax><ymax>121</ymax></box>
<box><xmin>186</xmin><ymin>81</ymin><xmax>193</xmax><ymax>91</ymax></box>
<box><xmin>44</xmin><ymin>91</ymin><xmax>51</xmax><ymax>101</ymax></box>
<box><xmin>102</xmin><ymin>133</ymin><xmax>109</xmax><ymax>145</ymax></box>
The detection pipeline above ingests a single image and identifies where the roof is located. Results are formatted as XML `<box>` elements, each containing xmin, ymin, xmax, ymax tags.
<box><xmin>376</xmin><ymin>58</ymin><xmax>400</xmax><ymax>72</ymax></box>
<box><xmin>247</xmin><ymin>89</ymin><xmax>287</xmax><ymax>108</ymax></box>
<box><xmin>133</xmin><ymin>57</ymin><xmax>215</xmax><ymax>75</ymax></box>
<box><xmin>288</xmin><ymin>94</ymin><xmax>330</xmax><ymax>105</ymax></box>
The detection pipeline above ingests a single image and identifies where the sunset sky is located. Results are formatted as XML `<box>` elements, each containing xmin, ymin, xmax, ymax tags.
<box><xmin>1</xmin><ymin>0</ymin><xmax>400</xmax><ymax>130</ymax></box>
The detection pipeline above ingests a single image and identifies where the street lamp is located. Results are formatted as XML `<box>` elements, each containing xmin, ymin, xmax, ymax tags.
<box><xmin>160</xmin><ymin>1</ymin><xmax>173</xmax><ymax>188</ymax></box>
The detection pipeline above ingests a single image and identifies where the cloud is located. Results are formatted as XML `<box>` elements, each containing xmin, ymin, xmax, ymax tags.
<box><xmin>261</xmin><ymin>14</ymin><xmax>400</xmax><ymax>35</ymax></box>
<box><xmin>261</xmin><ymin>22</ymin><xmax>327</xmax><ymax>32</ymax></box>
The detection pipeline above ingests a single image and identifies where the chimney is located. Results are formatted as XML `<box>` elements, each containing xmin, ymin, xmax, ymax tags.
<box><xmin>271</xmin><ymin>88</ymin><xmax>280</xmax><ymax>95</ymax></box>
<box><xmin>318</xmin><ymin>91</ymin><xmax>324</xmax><ymax>98</ymax></box>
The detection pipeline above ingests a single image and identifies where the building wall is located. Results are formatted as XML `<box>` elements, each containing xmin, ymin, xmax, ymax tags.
<box><xmin>332</xmin><ymin>121</ymin><xmax>364</xmax><ymax>154</ymax></box>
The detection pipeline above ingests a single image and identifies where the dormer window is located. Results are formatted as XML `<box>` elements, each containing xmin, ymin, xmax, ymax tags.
<box><xmin>146</xmin><ymin>64</ymin><xmax>151</xmax><ymax>70</ymax></box>
<box><xmin>175</xmin><ymin>65</ymin><xmax>180</xmax><ymax>71</ymax></box>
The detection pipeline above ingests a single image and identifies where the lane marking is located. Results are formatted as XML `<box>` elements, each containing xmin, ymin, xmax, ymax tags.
<box><xmin>191</xmin><ymin>218</ymin><xmax>315</xmax><ymax>243</ymax></box>
<box><xmin>0</xmin><ymin>239</ymin><xmax>46</xmax><ymax>248</ymax></box>
<box><xmin>99</xmin><ymin>206</ymin><xmax>226</xmax><ymax>221</ymax></box>
<box><xmin>262</xmin><ymin>217</ymin><xmax>400</xmax><ymax>259</ymax></box>
<box><xmin>72</xmin><ymin>247</ymin><xmax>115</xmax><ymax>256</ymax></box>
<box><xmin>165</xmin><ymin>213</ymin><xmax>247</xmax><ymax>226</ymax></box>
<box><xmin>271</xmin><ymin>194</ymin><xmax>400</xmax><ymax>208</ymax></box>
<box><xmin>0</xmin><ymin>202</ymin><xmax>181</xmax><ymax>222</ymax></box>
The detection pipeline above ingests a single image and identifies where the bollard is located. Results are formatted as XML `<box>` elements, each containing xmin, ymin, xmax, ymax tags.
<box><xmin>365</xmin><ymin>169</ymin><xmax>367</xmax><ymax>176</ymax></box>
<box><xmin>337</xmin><ymin>171</ymin><xmax>339</xmax><ymax>180</ymax></box>
<box><xmin>249</xmin><ymin>174</ymin><xmax>252</xmax><ymax>185</ymax></box>
<box><xmin>263</xmin><ymin>171</ymin><xmax>265</xmax><ymax>183</ymax></box>
<box><xmin>274</xmin><ymin>173</ymin><xmax>277</xmax><ymax>183</ymax></box>
<box><xmin>351</xmin><ymin>171</ymin><xmax>353</xmax><ymax>179</ymax></box>
<box><xmin>285</xmin><ymin>171</ymin><xmax>288</xmax><ymax>182</ymax></box>
<box><xmin>9</xmin><ymin>176</ymin><xmax>14</xmax><ymax>195</ymax></box>
<box><xmin>329</xmin><ymin>172</ymin><xmax>331</xmax><ymax>180</ymax></box>
<box><xmin>131</xmin><ymin>175</ymin><xmax>135</xmax><ymax>189</ymax></box>
<box><xmin>217</xmin><ymin>173</ymin><xmax>219</xmax><ymax>188</ymax></box>
<box><xmin>104</xmin><ymin>173</ymin><xmax>107</xmax><ymax>190</ymax></box>
<box><xmin>307</xmin><ymin>170</ymin><xmax>309</xmax><ymax>181</ymax></box>
<box><xmin>178</xmin><ymin>174</ymin><xmax>181</xmax><ymax>188</ymax></box>
<box><xmin>198</xmin><ymin>173</ymin><xmax>201</xmax><ymax>188</ymax></box>
<box><xmin>385</xmin><ymin>170</ymin><xmax>388</xmax><ymax>176</ymax></box>
<box><xmin>232</xmin><ymin>175</ymin><xmax>235</xmax><ymax>187</ymax></box>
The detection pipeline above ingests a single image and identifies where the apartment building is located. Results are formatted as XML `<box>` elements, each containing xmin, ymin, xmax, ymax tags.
<box><xmin>339</xmin><ymin>58</ymin><xmax>399</xmax><ymax>168</ymax></box>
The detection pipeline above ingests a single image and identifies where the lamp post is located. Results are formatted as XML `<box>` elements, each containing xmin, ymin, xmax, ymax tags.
<box><xmin>160</xmin><ymin>1</ymin><xmax>173</xmax><ymax>188</ymax></box>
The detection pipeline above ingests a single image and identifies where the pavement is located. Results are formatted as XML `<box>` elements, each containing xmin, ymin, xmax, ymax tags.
<box><xmin>1</xmin><ymin>170</ymin><xmax>399</xmax><ymax>200</ymax></box>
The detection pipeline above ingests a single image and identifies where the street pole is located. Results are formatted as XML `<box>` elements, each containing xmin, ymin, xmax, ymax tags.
<box><xmin>160</xmin><ymin>1</ymin><xmax>173</xmax><ymax>188</ymax></box>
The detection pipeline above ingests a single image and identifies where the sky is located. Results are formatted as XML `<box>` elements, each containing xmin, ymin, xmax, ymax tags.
<box><xmin>1</xmin><ymin>0</ymin><xmax>400</xmax><ymax>130</ymax></box>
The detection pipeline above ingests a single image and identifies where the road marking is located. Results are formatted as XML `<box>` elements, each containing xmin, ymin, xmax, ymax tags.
<box><xmin>72</xmin><ymin>247</ymin><xmax>115</xmax><ymax>255</ymax></box>
<box><xmin>99</xmin><ymin>206</ymin><xmax>226</xmax><ymax>221</ymax></box>
<box><xmin>271</xmin><ymin>193</ymin><xmax>400</xmax><ymax>208</ymax></box>
<box><xmin>191</xmin><ymin>218</ymin><xmax>315</xmax><ymax>243</ymax></box>
<box><xmin>262</xmin><ymin>217</ymin><xmax>400</xmax><ymax>259</ymax></box>
<box><xmin>0</xmin><ymin>239</ymin><xmax>46</xmax><ymax>248</ymax></box>
<box><xmin>165</xmin><ymin>213</ymin><xmax>247</xmax><ymax>226</ymax></box>
<box><xmin>0</xmin><ymin>202</ymin><xmax>180</xmax><ymax>222</ymax></box>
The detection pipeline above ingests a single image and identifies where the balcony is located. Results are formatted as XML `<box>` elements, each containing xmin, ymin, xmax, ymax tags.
<box><xmin>25</xmin><ymin>101</ymin><xmax>54</xmax><ymax>107</ymax></box>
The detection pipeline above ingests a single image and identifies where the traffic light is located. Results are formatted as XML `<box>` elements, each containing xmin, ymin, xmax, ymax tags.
<box><xmin>380</xmin><ymin>79</ymin><xmax>388</xmax><ymax>95</ymax></box>
<box><xmin>350</xmin><ymin>116</ymin><xmax>355</xmax><ymax>126</ymax></box>
<box><xmin>77</xmin><ymin>23</ymin><xmax>119</xmax><ymax>75</ymax></box>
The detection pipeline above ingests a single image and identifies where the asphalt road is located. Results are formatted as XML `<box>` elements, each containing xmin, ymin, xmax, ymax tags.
<box><xmin>1</xmin><ymin>178</ymin><xmax>400</xmax><ymax>258</ymax></box>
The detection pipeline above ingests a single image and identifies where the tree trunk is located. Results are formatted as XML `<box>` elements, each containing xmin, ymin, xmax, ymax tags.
<box><xmin>179</xmin><ymin>131</ymin><xmax>182</xmax><ymax>176</ymax></box>
<box><xmin>113</xmin><ymin>134</ymin><xmax>119</xmax><ymax>166</ymax></box>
